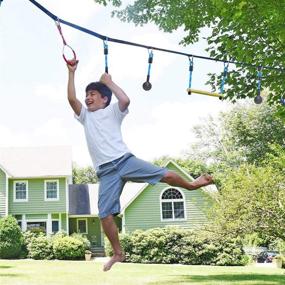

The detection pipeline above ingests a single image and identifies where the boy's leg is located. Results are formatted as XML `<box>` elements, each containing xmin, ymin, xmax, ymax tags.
<box><xmin>160</xmin><ymin>171</ymin><xmax>213</xmax><ymax>190</ymax></box>
<box><xmin>119</xmin><ymin>154</ymin><xmax>213</xmax><ymax>191</ymax></box>
<box><xmin>100</xmin><ymin>214</ymin><xmax>125</xmax><ymax>271</ymax></box>
<box><xmin>97</xmin><ymin>161</ymin><xmax>127</xmax><ymax>272</ymax></box>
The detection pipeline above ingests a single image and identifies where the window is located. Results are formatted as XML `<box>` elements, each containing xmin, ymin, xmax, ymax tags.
<box><xmin>14</xmin><ymin>181</ymin><xmax>28</xmax><ymax>202</ymax></box>
<box><xmin>77</xmin><ymin>219</ymin><xmax>87</xmax><ymax>234</ymax></box>
<box><xmin>52</xmin><ymin>221</ymin><xmax>59</xmax><ymax>233</ymax></box>
<box><xmin>161</xmin><ymin>188</ymin><xmax>186</xmax><ymax>221</ymax></box>
<box><xmin>45</xmin><ymin>180</ymin><xmax>59</xmax><ymax>201</ymax></box>
<box><xmin>27</xmin><ymin>222</ymin><xmax>46</xmax><ymax>234</ymax></box>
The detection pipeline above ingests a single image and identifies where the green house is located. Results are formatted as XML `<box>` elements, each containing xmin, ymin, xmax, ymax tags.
<box><xmin>0</xmin><ymin>146</ymin><xmax>72</xmax><ymax>234</ymax></box>
<box><xmin>69</xmin><ymin>161</ymin><xmax>217</xmax><ymax>249</ymax></box>
<box><xmin>0</xmin><ymin>146</ymin><xmax>217</xmax><ymax>254</ymax></box>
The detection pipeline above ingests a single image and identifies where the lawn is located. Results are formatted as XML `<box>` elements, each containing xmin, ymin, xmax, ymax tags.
<box><xmin>0</xmin><ymin>259</ymin><xmax>284</xmax><ymax>285</ymax></box>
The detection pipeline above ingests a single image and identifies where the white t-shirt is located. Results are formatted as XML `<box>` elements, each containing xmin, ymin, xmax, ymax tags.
<box><xmin>75</xmin><ymin>102</ymin><xmax>130</xmax><ymax>169</ymax></box>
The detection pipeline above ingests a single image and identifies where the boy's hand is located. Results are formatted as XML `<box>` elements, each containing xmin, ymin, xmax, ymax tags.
<box><xmin>100</xmin><ymin>73</ymin><xmax>112</xmax><ymax>86</ymax></box>
<box><xmin>67</xmin><ymin>60</ymin><xmax>79</xmax><ymax>72</ymax></box>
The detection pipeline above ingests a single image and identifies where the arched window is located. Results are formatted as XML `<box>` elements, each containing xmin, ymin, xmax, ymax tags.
<box><xmin>161</xmin><ymin>188</ymin><xmax>185</xmax><ymax>221</ymax></box>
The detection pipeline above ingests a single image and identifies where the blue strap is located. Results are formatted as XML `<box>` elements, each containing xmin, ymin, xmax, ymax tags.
<box><xmin>257</xmin><ymin>66</ymin><xmax>262</xmax><ymax>96</ymax></box>
<box><xmin>147</xmin><ymin>50</ymin><xmax>153</xmax><ymax>76</ymax></box>
<box><xmin>188</xmin><ymin>57</ymin><xmax>193</xmax><ymax>89</ymax></box>
<box><xmin>104</xmin><ymin>39</ymin><xmax>108</xmax><ymax>73</ymax></box>
<box><xmin>219</xmin><ymin>62</ymin><xmax>229</xmax><ymax>94</ymax></box>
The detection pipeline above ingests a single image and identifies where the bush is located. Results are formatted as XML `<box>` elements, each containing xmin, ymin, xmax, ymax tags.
<box><xmin>22</xmin><ymin>231</ymin><xmax>90</xmax><ymax>260</ymax></box>
<box><xmin>105</xmin><ymin>227</ymin><xmax>247</xmax><ymax>265</ymax></box>
<box><xmin>0</xmin><ymin>216</ymin><xmax>23</xmax><ymax>258</ymax></box>
<box><xmin>27</xmin><ymin>234</ymin><xmax>53</xmax><ymax>260</ymax></box>
<box><xmin>21</xmin><ymin>230</ymin><xmax>39</xmax><ymax>258</ymax></box>
<box><xmin>52</xmin><ymin>231</ymin><xmax>67</xmax><ymax>240</ymax></box>
<box><xmin>53</xmin><ymin>236</ymin><xmax>86</xmax><ymax>260</ymax></box>
<box><xmin>70</xmin><ymin>233</ymin><xmax>91</xmax><ymax>250</ymax></box>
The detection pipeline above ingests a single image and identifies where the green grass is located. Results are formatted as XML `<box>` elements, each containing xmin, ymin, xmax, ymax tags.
<box><xmin>0</xmin><ymin>259</ymin><xmax>284</xmax><ymax>285</ymax></box>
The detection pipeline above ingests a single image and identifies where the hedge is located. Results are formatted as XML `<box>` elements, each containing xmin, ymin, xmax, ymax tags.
<box><xmin>105</xmin><ymin>227</ymin><xmax>248</xmax><ymax>266</ymax></box>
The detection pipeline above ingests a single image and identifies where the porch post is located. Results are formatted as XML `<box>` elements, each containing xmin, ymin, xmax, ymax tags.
<box><xmin>22</xmin><ymin>214</ymin><xmax>27</xmax><ymax>231</ymax></box>
<box><xmin>47</xmin><ymin>213</ymin><xmax>52</xmax><ymax>235</ymax></box>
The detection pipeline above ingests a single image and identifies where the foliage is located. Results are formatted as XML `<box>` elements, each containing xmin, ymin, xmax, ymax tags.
<box><xmin>269</xmin><ymin>239</ymin><xmax>285</xmax><ymax>254</ymax></box>
<box><xmin>212</xmin><ymin>163</ymin><xmax>285</xmax><ymax>240</ymax></box>
<box><xmin>72</xmin><ymin>163</ymin><xmax>98</xmax><ymax>184</ymax></box>
<box><xmin>188</xmin><ymin>100</ymin><xmax>285</xmax><ymax>169</ymax></box>
<box><xmin>263</xmin><ymin>144</ymin><xmax>285</xmax><ymax>172</ymax></box>
<box><xmin>70</xmin><ymin>233</ymin><xmax>91</xmax><ymax>250</ymax></box>
<box><xmin>242</xmin><ymin>233</ymin><xmax>269</xmax><ymax>248</ymax></box>
<box><xmin>105</xmin><ymin>227</ymin><xmax>247</xmax><ymax>265</ymax></box>
<box><xmin>21</xmin><ymin>230</ymin><xmax>42</xmax><ymax>258</ymax></box>
<box><xmin>153</xmin><ymin>156</ymin><xmax>211</xmax><ymax>178</ymax></box>
<box><xmin>22</xmin><ymin>231</ymin><xmax>89</xmax><ymax>260</ymax></box>
<box><xmin>53</xmin><ymin>236</ymin><xmax>86</xmax><ymax>260</ymax></box>
<box><xmin>0</xmin><ymin>216</ymin><xmax>23</xmax><ymax>259</ymax></box>
<box><xmin>94</xmin><ymin>0</ymin><xmax>285</xmax><ymax>113</ymax></box>
<box><xmin>27</xmin><ymin>234</ymin><xmax>53</xmax><ymax>260</ymax></box>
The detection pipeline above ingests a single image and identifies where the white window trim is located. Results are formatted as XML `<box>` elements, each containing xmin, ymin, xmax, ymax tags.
<box><xmin>44</xmin><ymin>179</ymin><xmax>59</xmax><ymax>201</ymax></box>
<box><xmin>77</xmin><ymin>218</ymin><xmax>88</xmax><ymax>234</ymax></box>
<box><xmin>160</xmin><ymin>187</ymin><xmax>187</xmax><ymax>222</ymax></box>
<box><xmin>13</xmin><ymin>180</ymin><xmax>28</xmax><ymax>202</ymax></box>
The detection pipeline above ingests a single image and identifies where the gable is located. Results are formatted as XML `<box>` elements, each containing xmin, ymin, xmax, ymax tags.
<box><xmin>0</xmin><ymin>164</ymin><xmax>10</xmax><ymax>177</ymax></box>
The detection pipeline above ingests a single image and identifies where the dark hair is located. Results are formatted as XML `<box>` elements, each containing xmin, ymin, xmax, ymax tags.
<box><xmin>85</xmin><ymin>82</ymin><xmax>112</xmax><ymax>107</ymax></box>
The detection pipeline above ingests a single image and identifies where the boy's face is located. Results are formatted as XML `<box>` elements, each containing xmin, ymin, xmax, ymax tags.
<box><xmin>85</xmin><ymin>90</ymin><xmax>108</xmax><ymax>111</ymax></box>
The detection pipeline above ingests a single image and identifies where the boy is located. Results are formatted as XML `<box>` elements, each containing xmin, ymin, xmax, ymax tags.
<box><xmin>67</xmin><ymin>60</ymin><xmax>213</xmax><ymax>271</ymax></box>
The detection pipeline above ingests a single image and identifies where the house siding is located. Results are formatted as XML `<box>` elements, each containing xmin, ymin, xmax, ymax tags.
<box><xmin>69</xmin><ymin>217</ymin><xmax>102</xmax><ymax>246</ymax></box>
<box><xmin>0</xmin><ymin>168</ymin><xmax>6</xmax><ymax>217</ymax></box>
<box><xmin>9</xmin><ymin>178</ymin><xmax>67</xmax><ymax>214</ymax></box>
<box><xmin>61</xmin><ymin>213</ymin><xmax>67</xmax><ymax>231</ymax></box>
<box><xmin>124</xmin><ymin>164</ymin><xmax>213</xmax><ymax>233</ymax></box>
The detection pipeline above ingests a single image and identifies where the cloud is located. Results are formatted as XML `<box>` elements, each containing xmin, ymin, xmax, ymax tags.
<box><xmin>124</xmin><ymin>99</ymin><xmax>230</xmax><ymax>160</ymax></box>
<box><xmin>33</xmin><ymin>84</ymin><xmax>66</xmax><ymax>103</ymax></box>
<box><xmin>42</xmin><ymin>0</ymin><xmax>101</xmax><ymax>22</ymax></box>
<box><xmin>0</xmin><ymin>118</ymin><xmax>70</xmax><ymax>147</ymax></box>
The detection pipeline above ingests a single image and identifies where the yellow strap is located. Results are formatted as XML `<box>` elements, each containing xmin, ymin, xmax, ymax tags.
<box><xmin>187</xmin><ymin>88</ymin><xmax>224</xmax><ymax>99</ymax></box>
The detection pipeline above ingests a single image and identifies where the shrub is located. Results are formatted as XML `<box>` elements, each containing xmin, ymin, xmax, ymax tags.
<box><xmin>70</xmin><ymin>233</ymin><xmax>91</xmax><ymax>250</ymax></box>
<box><xmin>52</xmin><ymin>231</ymin><xmax>67</xmax><ymax>240</ymax></box>
<box><xmin>21</xmin><ymin>230</ymin><xmax>39</xmax><ymax>258</ymax></box>
<box><xmin>105</xmin><ymin>233</ymin><xmax>132</xmax><ymax>258</ymax></box>
<box><xmin>0</xmin><ymin>216</ymin><xmax>23</xmax><ymax>258</ymax></box>
<box><xmin>27</xmin><ymin>234</ymin><xmax>53</xmax><ymax>260</ymax></box>
<box><xmin>105</xmin><ymin>227</ymin><xmax>247</xmax><ymax>265</ymax></box>
<box><xmin>53</xmin><ymin>236</ymin><xmax>85</xmax><ymax>260</ymax></box>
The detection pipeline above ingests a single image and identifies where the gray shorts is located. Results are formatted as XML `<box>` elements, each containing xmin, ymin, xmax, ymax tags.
<box><xmin>96</xmin><ymin>153</ymin><xmax>167</xmax><ymax>219</ymax></box>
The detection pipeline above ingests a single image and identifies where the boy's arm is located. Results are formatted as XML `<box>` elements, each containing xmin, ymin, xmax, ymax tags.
<box><xmin>100</xmin><ymin>73</ymin><xmax>130</xmax><ymax>112</ymax></box>
<box><xmin>67</xmin><ymin>61</ymin><xmax>82</xmax><ymax>116</ymax></box>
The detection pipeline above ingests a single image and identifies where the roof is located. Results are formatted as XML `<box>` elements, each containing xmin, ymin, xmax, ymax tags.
<box><xmin>69</xmin><ymin>183</ymin><xmax>146</xmax><ymax>216</ymax></box>
<box><xmin>0</xmin><ymin>146</ymin><xmax>72</xmax><ymax>178</ymax></box>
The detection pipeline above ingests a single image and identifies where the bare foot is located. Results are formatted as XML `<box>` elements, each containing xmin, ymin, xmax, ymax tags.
<box><xmin>191</xmin><ymin>174</ymin><xmax>213</xmax><ymax>190</ymax></box>
<box><xmin>103</xmin><ymin>253</ymin><xmax>125</xmax><ymax>272</ymax></box>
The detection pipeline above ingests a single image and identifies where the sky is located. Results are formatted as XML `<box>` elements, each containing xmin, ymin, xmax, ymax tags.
<box><xmin>0</xmin><ymin>0</ymin><xmax>232</xmax><ymax>167</ymax></box>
